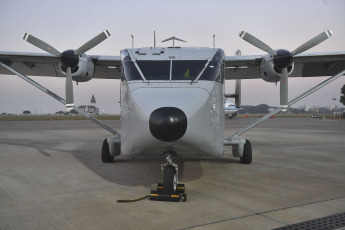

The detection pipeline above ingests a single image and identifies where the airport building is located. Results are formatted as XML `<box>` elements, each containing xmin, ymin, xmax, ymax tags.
<box><xmin>78</xmin><ymin>94</ymin><xmax>99</xmax><ymax>115</ymax></box>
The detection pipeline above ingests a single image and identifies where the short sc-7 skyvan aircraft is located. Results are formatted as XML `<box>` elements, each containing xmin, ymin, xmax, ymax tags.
<box><xmin>1</xmin><ymin>30</ymin><xmax>345</xmax><ymax>199</ymax></box>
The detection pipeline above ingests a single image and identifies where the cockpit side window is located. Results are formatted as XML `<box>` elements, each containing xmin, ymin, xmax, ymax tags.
<box><xmin>121</xmin><ymin>50</ymin><xmax>142</xmax><ymax>81</ymax></box>
<box><xmin>198</xmin><ymin>49</ymin><xmax>225</xmax><ymax>83</ymax></box>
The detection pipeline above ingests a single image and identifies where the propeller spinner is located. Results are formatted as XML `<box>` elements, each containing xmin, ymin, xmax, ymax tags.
<box><xmin>23</xmin><ymin>30</ymin><xmax>111</xmax><ymax>111</ymax></box>
<box><xmin>239</xmin><ymin>30</ymin><xmax>332</xmax><ymax>111</ymax></box>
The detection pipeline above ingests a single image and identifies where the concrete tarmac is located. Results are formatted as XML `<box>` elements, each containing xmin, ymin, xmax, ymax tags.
<box><xmin>0</xmin><ymin>118</ymin><xmax>345</xmax><ymax>229</ymax></box>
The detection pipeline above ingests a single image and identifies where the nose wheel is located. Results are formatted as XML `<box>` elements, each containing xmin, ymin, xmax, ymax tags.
<box><xmin>150</xmin><ymin>150</ymin><xmax>187</xmax><ymax>202</ymax></box>
<box><xmin>162</xmin><ymin>151</ymin><xmax>179</xmax><ymax>191</ymax></box>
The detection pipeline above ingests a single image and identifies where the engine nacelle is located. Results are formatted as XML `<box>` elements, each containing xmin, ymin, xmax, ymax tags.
<box><xmin>259</xmin><ymin>54</ymin><xmax>294</xmax><ymax>82</ymax></box>
<box><xmin>59</xmin><ymin>52</ymin><xmax>94</xmax><ymax>82</ymax></box>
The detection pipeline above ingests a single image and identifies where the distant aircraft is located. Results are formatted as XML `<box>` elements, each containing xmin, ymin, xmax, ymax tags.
<box><xmin>224</xmin><ymin>101</ymin><xmax>241</xmax><ymax>118</ymax></box>
<box><xmin>1</xmin><ymin>29</ymin><xmax>345</xmax><ymax>196</ymax></box>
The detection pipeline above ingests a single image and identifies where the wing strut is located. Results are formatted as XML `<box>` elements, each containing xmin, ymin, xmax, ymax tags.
<box><xmin>0</xmin><ymin>61</ymin><xmax>120</xmax><ymax>138</ymax></box>
<box><xmin>225</xmin><ymin>68</ymin><xmax>345</xmax><ymax>144</ymax></box>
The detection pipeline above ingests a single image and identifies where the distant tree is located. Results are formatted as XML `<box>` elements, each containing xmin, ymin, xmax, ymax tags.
<box><xmin>23</xmin><ymin>110</ymin><xmax>31</xmax><ymax>115</ymax></box>
<box><xmin>69</xmin><ymin>109</ymin><xmax>79</xmax><ymax>115</ymax></box>
<box><xmin>238</xmin><ymin>104</ymin><xmax>270</xmax><ymax>114</ymax></box>
<box><xmin>341</xmin><ymin>85</ymin><xmax>345</xmax><ymax>106</ymax></box>
<box><xmin>55</xmin><ymin>111</ymin><xmax>65</xmax><ymax>115</ymax></box>
<box><xmin>256</xmin><ymin>104</ymin><xmax>269</xmax><ymax>114</ymax></box>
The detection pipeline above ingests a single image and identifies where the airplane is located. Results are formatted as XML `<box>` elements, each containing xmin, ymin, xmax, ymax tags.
<box><xmin>224</xmin><ymin>101</ymin><xmax>241</xmax><ymax>118</ymax></box>
<box><xmin>1</xmin><ymin>29</ymin><xmax>345</xmax><ymax>198</ymax></box>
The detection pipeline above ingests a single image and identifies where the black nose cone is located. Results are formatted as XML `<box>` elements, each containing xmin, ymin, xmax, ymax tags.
<box><xmin>149</xmin><ymin>107</ymin><xmax>187</xmax><ymax>142</ymax></box>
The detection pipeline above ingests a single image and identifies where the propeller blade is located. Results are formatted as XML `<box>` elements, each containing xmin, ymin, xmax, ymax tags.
<box><xmin>238</xmin><ymin>31</ymin><xmax>277</xmax><ymax>56</ymax></box>
<box><xmin>291</xmin><ymin>30</ymin><xmax>333</xmax><ymax>56</ymax></box>
<box><xmin>23</xmin><ymin>33</ymin><xmax>61</xmax><ymax>56</ymax></box>
<box><xmin>280</xmin><ymin>67</ymin><xmax>288</xmax><ymax>111</ymax></box>
<box><xmin>65</xmin><ymin>67</ymin><xmax>74</xmax><ymax>112</ymax></box>
<box><xmin>74</xmin><ymin>30</ymin><xmax>111</xmax><ymax>55</ymax></box>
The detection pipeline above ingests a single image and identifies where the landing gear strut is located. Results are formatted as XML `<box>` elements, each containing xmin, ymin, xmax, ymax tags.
<box><xmin>162</xmin><ymin>151</ymin><xmax>178</xmax><ymax>192</ymax></box>
<box><xmin>150</xmin><ymin>150</ymin><xmax>187</xmax><ymax>202</ymax></box>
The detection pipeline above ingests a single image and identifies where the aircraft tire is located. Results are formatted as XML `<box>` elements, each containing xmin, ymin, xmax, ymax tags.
<box><xmin>240</xmin><ymin>139</ymin><xmax>252</xmax><ymax>164</ymax></box>
<box><xmin>163</xmin><ymin>166</ymin><xmax>176</xmax><ymax>192</ymax></box>
<box><xmin>102</xmin><ymin>139</ymin><xmax>114</xmax><ymax>163</ymax></box>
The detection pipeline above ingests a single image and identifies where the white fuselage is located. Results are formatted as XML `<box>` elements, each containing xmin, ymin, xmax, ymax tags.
<box><xmin>119</xmin><ymin>47</ymin><xmax>225</xmax><ymax>157</ymax></box>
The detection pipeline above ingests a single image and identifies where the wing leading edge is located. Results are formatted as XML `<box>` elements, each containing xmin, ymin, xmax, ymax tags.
<box><xmin>0</xmin><ymin>51</ymin><xmax>122</xmax><ymax>79</ymax></box>
<box><xmin>225</xmin><ymin>51</ymin><xmax>345</xmax><ymax>80</ymax></box>
<box><xmin>2</xmin><ymin>51</ymin><xmax>345</xmax><ymax>80</ymax></box>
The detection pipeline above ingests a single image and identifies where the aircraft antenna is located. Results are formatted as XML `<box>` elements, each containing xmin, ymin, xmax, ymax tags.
<box><xmin>154</xmin><ymin>31</ymin><xmax>156</xmax><ymax>48</ymax></box>
<box><xmin>213</xmin><ymin>34</ymin><xmax>215</xmax><ymax>49</ymax></box>
<box><xmin>161</xmin><ymin>36</ymin><xmax>186</xmax><ymax>48</ymax></box>
<box><xmin>131</xmin><ymin>35</ymin><xmax>134</xmax><ymax>48</ymax></box>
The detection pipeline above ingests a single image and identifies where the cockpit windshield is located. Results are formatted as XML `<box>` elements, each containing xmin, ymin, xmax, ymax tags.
<box><xmin>136</xmin><ymin>60</ymin><xmax>207</xmax><ymax>81</ymax></box>
<box><xmin>172</xmin><ymin>60</ymin><xmax>207</xmax><ymax>80</ymax></box>
<box><xmin>136</xmin><ymin>61</ymin><xmax>170</xmax><ymax>80</ymax></box>
<box><xmin>121</xmin><ymin>49</ymin><xmax>225</xmax><ymax>83</ymax></box>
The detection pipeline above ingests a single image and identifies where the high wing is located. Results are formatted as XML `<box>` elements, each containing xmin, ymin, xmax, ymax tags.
<box><xmin>2</xmin><ymin>51</ymin><xmax>345</xmax><ymax>80</ymax></box>
<box><xmin>0</xmin><ymin>51</ymin><xmax>122</xmax><ymax>79</ymax></box>
<box><xmin>225</xmin><ymin>51</ymin><xmax>345</xmax><ymax>80</ymax></box>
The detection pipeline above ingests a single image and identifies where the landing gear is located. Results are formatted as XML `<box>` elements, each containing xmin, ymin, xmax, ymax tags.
<box><xmin>240</xmin><ymin>139</ymin><xmax>252</xmax><ymax>164</ymax></box>
<box><xmin>163</xmin><ymin>165</ymin><xmax>177</xmax><ymax>192</ymax></box>
<box><xmin>102</xmin><ymin>139</ymin><xmax>114</xmax><ymax>163</ymax></box>
<box><xmin>150</xmin><ymin>150</ymin><xmax>186</xmax><ymax>202</ymax></box>
<box><xmin>161</xmin><ymin>151</ymin><xmax>179</xmax><ymax>192</ymax></box>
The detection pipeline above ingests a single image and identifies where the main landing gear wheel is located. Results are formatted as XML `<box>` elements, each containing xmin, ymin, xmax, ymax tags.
<box><xmin>240</xmin><ymin>139</ymin><xmax>252</xmax><ymax>164</ymax></box>
<box><xmin>102</xmin><ymin>139</ymin><xmax>114</xmax><ymax>163</ymax></box>
<box><xmin>163</xmin><ymin>165</ymin><xmax>177</xmax><ymax>192</ymax></box>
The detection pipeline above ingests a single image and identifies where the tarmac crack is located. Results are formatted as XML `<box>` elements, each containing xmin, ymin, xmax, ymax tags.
<box><xmin>259</xmin><ymin>195</ymin><xmax>345</xmax><ymax>215</ymax></box>
<box><xmin>179</xmin><ymin>196</ymin><xmax>345</xmax><ymax>230</ymax></box>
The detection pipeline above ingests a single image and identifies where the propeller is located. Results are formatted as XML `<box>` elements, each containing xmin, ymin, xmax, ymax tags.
<box><xmin>23</xmin><ymin>30</ymin><xmax>111</xmax><ymax>111</ymax></box>
<box><xmin>239</xmin><ymin>30</ymin><xmax>332</xmax><ymax>111</ymax></box>
<box><xmin>65</xmin><ymin>67</ymin><xmax>74</xmax><ymax>111</ymax></box>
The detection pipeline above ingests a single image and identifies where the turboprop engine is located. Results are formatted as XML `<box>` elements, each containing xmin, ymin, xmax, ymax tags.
<box><xmin>23</xmin><ymin>30</ymin><xmax>111</xmax><ymax>111</ymax></box>
<box><xmin>59</xmin><ymin>50</ymin><xmax>94</xmax><ymax>82</ymax></box>
<box><xmin>239</xmin><ymin>30</ymin><xmax>333</xmax><ymax>110</ymax></box>
<box><xmin>259</xmin><ymin>49</ymin><xmax>294</xmax><ymax>83</ymax></box>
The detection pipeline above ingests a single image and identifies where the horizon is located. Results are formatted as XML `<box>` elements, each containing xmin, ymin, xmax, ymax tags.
<box><xmin>1</xmin><ymin>0</ymin><xmax>345</xmax><ymax>114</ymax></box>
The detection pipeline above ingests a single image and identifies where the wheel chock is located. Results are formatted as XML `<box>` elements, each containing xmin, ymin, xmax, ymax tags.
<box><xmin>117</xmin><ymin>183</ymin><xmax>187</xmax><ymax>203</ymax></box>
<box><xmin>156</xmin><ymin>183</ymin><xmax>185</xmax><ymax>193</ymax></box>
<box><xmin>149</xmin><ymin>190</ymin><xmax>187</xmax><ymax>202</ymax></box>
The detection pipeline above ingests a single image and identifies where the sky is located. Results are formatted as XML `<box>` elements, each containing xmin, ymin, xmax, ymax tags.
<box><xmin>0</xmin><ymin>0</ymin><xmax>345</xmax><ymax>114</ymax></box>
